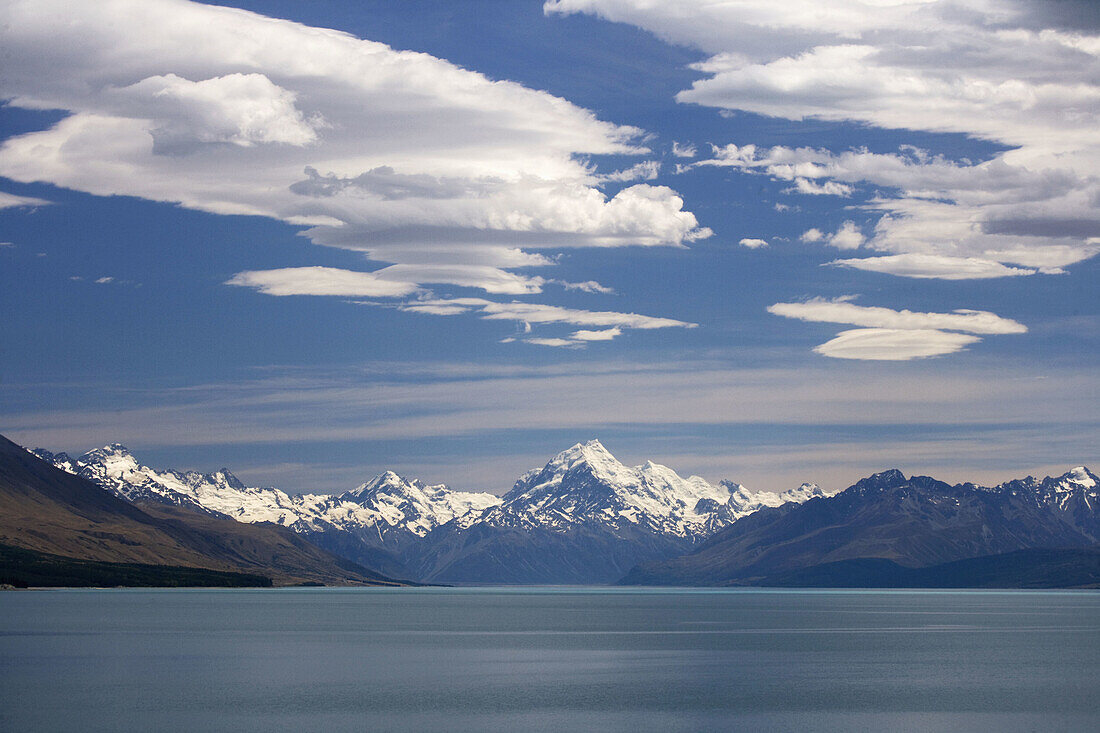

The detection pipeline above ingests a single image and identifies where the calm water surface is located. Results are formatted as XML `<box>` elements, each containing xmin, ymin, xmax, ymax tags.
<box><xmin>1</xmin><ymin>587</ymin><xmax>1098</xmax><ymax>732</ymax></box>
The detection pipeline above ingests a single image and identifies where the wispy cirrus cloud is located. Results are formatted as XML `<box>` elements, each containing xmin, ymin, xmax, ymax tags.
<box><xmin>4</xmin><ymin>359</ymin><xmax>1096</xmax><ymax>491</ymax></box>
<box><xmin>394</xmin><ymin>297</ymin><xmax>696</xmax><ymax>345</ymax></box>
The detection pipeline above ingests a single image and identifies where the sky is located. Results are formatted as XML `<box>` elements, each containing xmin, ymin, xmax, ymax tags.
<box><xmin>1</xmin><ymin>0</ymin><xmax>1097</xmax><ymax>494</ymax></box>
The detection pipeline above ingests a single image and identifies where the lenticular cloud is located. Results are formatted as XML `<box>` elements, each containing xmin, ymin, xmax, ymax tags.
<box><xmin>768</xmin><ymin>298</ymin><xmax>1027</xmax><ymax>361</ymax></box>
<box><xmin>0</xmin><ymin>0</ymin><xmax>707</xmax><ymax>343</ymax></box>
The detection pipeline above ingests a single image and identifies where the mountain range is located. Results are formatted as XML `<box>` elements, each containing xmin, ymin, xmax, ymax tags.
<box><xmin>0</xmin><ymin>434</ymin><xmax>406</xmax><ymax>587</ymax></box>
<box><xmin>26</xmin><ymin>437</ymin><xmax>1099</xmax><ymax>587</ymax></box>
<box><xmin>622</xmin><ymin>467</ymin><xmax>1100</xmax><ymax>586</ymax></box>
<box><xmin>30</xmin><ymin>439</ymin><xmax>831</xmax><ymax>584</ymax></box>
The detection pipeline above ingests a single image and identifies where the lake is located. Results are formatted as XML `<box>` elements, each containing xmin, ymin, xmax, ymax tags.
<box><xmin>2</xmin><ymin>587</ymin><xmax>1098</xmax><ymax>732</ymax></box>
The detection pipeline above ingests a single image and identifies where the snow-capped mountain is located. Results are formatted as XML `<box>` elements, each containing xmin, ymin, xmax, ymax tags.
<box><xmin>31</xmin><ymin>444</ymin><xmax>225</xmax><ymax>517</ymax></box>
<box><xmin>340</xmin><ymin>471</ymin><xmax>501</xmax><ymax>546</ymax></box>
<box><xmin>983</xmin><ymin>466</ymin><xmax>1099</xmax><ymax>536</ymax></box>
<box><xmin>624</xmin><ymin>466</ymin><xmax>1100</xmax><ymax>587</ymax></box>
<box><xmin>31</xmin><ymin>443</ymin><xmax>500</xmax><ymax>578</ymax></box>
<box><xmin>30</xmin><ymin>438</ymin><xmax>828</xmax><ymax>584</ymax></box>
<box><xmin>480</xmin><ymin>440</ymin><xmax>829</xmax><ymax>538</ymax></box>
<box><xmin>408</xmin><ymin>440</ymin><xmax>836</xmax><ymax>583</ymax></box>
<box><xmin>987</xmin><ymin>466</ymin><xmax>1097</xmax><ymax>506</ymax></box>
<box><xmin>37</xmin><ymin>438</ymin><xmax>1092</xmax><ymax>586</ymax></box>
<box><xmin>720</xmin><ymin>479</ymin><xmax>829</xmax><ymax>517</ymax></box>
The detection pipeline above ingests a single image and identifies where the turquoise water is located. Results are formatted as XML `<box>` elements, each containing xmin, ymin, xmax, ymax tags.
<box><xmin>1</xmin><ymin>587</ymin><xmax>1098</xmax><ymax>732</ymax></box>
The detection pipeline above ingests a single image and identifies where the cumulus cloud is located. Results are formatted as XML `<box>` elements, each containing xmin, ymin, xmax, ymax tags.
<box><xmin>697</xmin><ymin>142</ymin><xmax>1100</xmax><ymax>277</ymax></box>
<box><xmin>768</xmin><ymin>297</ymin><xmax>1026</xmax><ymax>360</ymax></box>
<box><xmin>0</xmin><ymin>0</ymin><xmax>709</xmax><ymax>344</ymax></box>
<box><xmin>798</xmin><ymin>222</ymin><xmax>864</xmax><ymax>250</ymax></box>
<box><xmin>739</xmin><ymin>238</ymin><xmax>768</xmax><ymax>249</ymax></box>
<box><xmin>114</xmin><ymin>73</ymin><xmax>321</xmax><ymax>153</ymax></box>
<box><xmin>826</xmin><ymin>221</ymin><xmax>864</xmax><ymax>250</ymax></box>
<box><xmin>550</xmin><ymin>1</ymin><xmax>1100</xmax><ymax>281</ymax></box>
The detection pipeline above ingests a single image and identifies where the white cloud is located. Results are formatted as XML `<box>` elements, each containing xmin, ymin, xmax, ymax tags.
<box><xmin>114</xmin><ymin>73</ymin><xmax>321</xmax><ymax>152</ymax></box>
<box><xmin>768</xmin><ymin>297</ymin><xmax>1026</xmax><ymax>360</ymax></box>
<box><xmin>739</xmin><ymin>238</ymin><xmax>768</xmax><ymax>249</ymax></box>
<box><xmin>827</xmin><ymin>221</ymin><xmax>864</xmax><ymax>250</ymax></box>
<box><xmin>768</xmin><ymin>298</ymin><xmax>1026</xmax><ymax>335</ymax></box>
<box><xmin>786</xmin><ymin>178</ymin><xmax>853</xmax><ymax>196</ymax></box>
<box><xmin>571</xmin><ymin>327</ymin><xmax>622</xmax><ymax>341</ymax></box>
<box><xmin>0</xmin><ymin>191</ymin><xmax>50</xmax><ymax>209</ymax></box>
<box><xmin>524</xmin><ymin>337</ymin><xmax>582</xmax><ymax>348</ymax></box>
<box><xmin>371</xmin><ymin>264</ymin><xmax>546</xmax><ymax>295</ymax></box>
<box><xmin>832</xmin><ymin>253</ymin><xmax>1037</xmax><ymax>280</ymax></box>
<box><xmin>226</xmin><ymin>267</ymin><xmax>419</xmax><ymax>297</ymax></box>
<box><xmin>797</xmin><ymin>220</ymin><xmax>864</xmax><ymax>250</ymax></box>
<box><xmin>0</xmin><ymin>0</ymin><xmax>709</xmax><ymax>341</ymax></box>
<box><xmin>401</xmin><ymin>303</ymin><xmax>471</xmax><ymax>316</ymax></box>
<box><xmin>814</xmin><ymin>328</ymin><xmax>981</xmax><ymax>361</ymax></box>
<box><xmin>550</xmin><ymin>2</ymin><xmax>1100</xmax><ymax>280</ymax></box>
<box><xmin>597</xmin><ymin>160</ymin><xmax>660</xmax><ymax>182</ymax></box>
<box><xmin>393</xmin><ymin>297</ymin><xmax>696</xmax><ymax>333</ymax></box>
<box><xmin>94</xmin><ymin>276</ymin><xmax>114</xmax><ymax>284</ymax></box>
<box><xmin>671</xmin><ymin>141</ymin><xmax>697</xmax><ymax>158</ymax></box>
<box><xmin>555</xmin><ymin>279</ymin><xmax>614</xmax><ymax>294</ymax></box>
<box><xmin>698</xmin><ymin>142</ymin><xmax>1100</xmax><ymax>276</ymax></box>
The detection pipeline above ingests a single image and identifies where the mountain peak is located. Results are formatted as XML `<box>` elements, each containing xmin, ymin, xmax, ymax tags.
<box><xmin>532</xmin><ymin>439</ymin><xmax>624</xmax><ymax>479</ymax></box>
<box><xmin>564</xmin><ymin>439</ymin><xmax>614</xmax><ymax>460</ymax></box>
<box><xmin>1064</xmin><ymin>466</ymin><xmax>1097</xmax><ymax>488</ymax></box>
<box><xmin>213</xmin><ymin>468</ymin><xmax>246</xmax><ymax>490</ymax></box>
<box><xmin>77</xmin><ymin>443</ymin><xmax>139</xmax><ymax>469</ymax></box>
<box><xmin>372</xmin><ymin>469</ymin><xmax>407</xmax><ymax>487</ymax></box>
<box><xmin>851</xmin><ymin>469</ymin><xmax>908</xmax><ymax>493</ymax></box>
<box><xmin>344</xmin><ymin>470</ymin><xmax>420</xmax><ymax>500</ymax></box>
<box><xmin>93</xmin><ymin>443</ymin><xmax>132</xmax><ymax>456</ymax></box>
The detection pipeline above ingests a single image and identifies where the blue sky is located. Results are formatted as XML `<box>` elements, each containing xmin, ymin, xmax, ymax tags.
<box><xmin>1</xmin><ymin>0</ymin><xmax>1097</xmax><ymax>493</ymax></box>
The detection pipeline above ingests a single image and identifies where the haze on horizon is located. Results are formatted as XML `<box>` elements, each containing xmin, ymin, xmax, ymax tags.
<box><xmin>1</xmin><ymin>0</ymin><xmax>1097</xmax><ymax>494</ymax></box>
